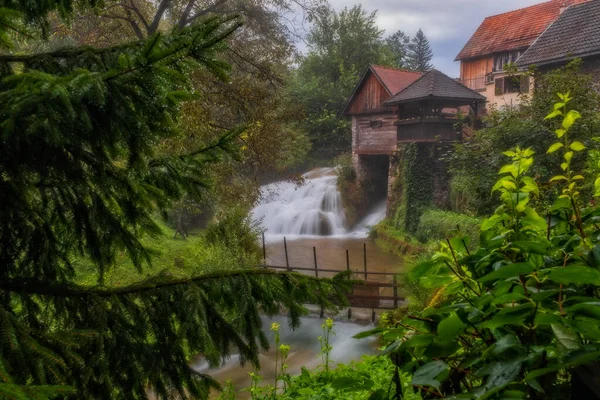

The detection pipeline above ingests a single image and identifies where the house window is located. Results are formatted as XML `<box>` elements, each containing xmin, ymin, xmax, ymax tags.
<box><xmin>494</xmin><ymin>75</ymin><xmax>530</xmax><ymax>95</ymax></box>
<box><xmin>369</xmin><ymin>120</ymin><xmax>383</xmax><ymax>128</ymax></box>
<box><xmin>493</xmin><ymin>50</ymin><xmax>523</xmax><ymax>72</ymax></box>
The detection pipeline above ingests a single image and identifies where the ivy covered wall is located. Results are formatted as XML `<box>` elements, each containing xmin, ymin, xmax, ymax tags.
<box><xmin>389</xmin><ymin>143</ymin><xmax>436</xmax><ymax>234</ymax></box>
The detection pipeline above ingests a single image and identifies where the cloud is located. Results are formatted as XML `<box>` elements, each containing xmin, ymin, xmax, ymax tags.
<box><xmin>324</xmin><ymin>0</ymin><xmax>545</xmax><ymax>77</ymax></box>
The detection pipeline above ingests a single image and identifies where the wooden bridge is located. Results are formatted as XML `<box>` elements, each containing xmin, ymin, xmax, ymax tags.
<box><xmin>261</xmin><ymin>236</ymin><xmax>403</xmax><ymax>315</ymax></box>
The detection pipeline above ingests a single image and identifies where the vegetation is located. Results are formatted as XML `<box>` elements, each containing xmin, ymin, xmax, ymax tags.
<box><xmin>290</xmin><ymin>5</ymin><xmax>434</xmax><ymax>160</ymax></box>
<box><xmin>365</xmin><ymin>95</ymin><xmax>600</xmax><ymax>398</ymax></box>
<box><xmin>406</xmin><ymin>29</ymin><xmax>434</xmax><ymax>72</ymax></box>
<box><xmin>0</xmin><ymin>3</ymin><xmax>354</xmax><ymax>398</ymax></box>
<box><xmin>451</xmin><ymin>60</ymin><xmax>600</xmax><ymax>215</ymax></box>
<box><xmin>415</xmin><ymin>210</ymin><xmax>481</xmax><ymax>247</ymax></box>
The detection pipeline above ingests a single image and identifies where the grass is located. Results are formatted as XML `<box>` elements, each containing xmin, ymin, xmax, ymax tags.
<box><xmin>72</xmin><ymin>220</ymin><xmax>258</xmax><ymax>287</ymax></box>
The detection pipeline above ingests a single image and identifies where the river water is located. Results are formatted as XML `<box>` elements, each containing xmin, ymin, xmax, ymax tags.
<box><xmin>196</xmin><ymin>168</ymin><xmax>403</xmax><ymax>396</ymax></box>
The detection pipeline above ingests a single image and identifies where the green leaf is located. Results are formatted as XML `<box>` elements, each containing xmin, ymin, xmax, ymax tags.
<box><xmin>561</xmin><ymin>162</ymin><xmax>568</xmax><ymax>171</ymax></box>
<box><xmin>570</xmin><ymin>141</ymin><xmax>586</xmax><ymax>151</ymax></box>
<box><xmin>555</xmin><ymin>128</ymin><xmax>566</xmax><ymax>138</ymax></box>
<box><xmin>481</xmin><ymin>314</ymin><xmax>527</xmax><ymax>330</ymax></box>
<box><xmin>492</xmin><ymin>293</ymin><xmax>527</xmax><ymax>305</ymax></box>
<box><xmin>545</xmin><ymin>110</ymin><xmax>562</xmax><ymax>120</ymax></box>
<box><xmin>511</xmin><ymin>240</ymin><xmax>551</xmax><ymax>254</ymax></box>
<box><xmin>479</xmin><ymin>263</ymin><xmax>535</xmax><ymax>282</ymax></box>
<box><xmin>437</xmin><ymin>313</ymin><xmax>466</xmax><ymax>340</ymax></box>
<box><xmin>482</xmin><ymin>214</ymin><xmax>504</xmax><ymax>231</ymax></box>
<box><xmin>547</xmin><ymin>266</ymin><xmax>600</xmax><ymax>285</ymax></box>
<box><xmin>562</xmin><ymin>110</ymin><xmax>581</xmax><ymax>129</ymax></box>
<box><xmin>547</xmin><ymin>142</ymin><xmax>564</xmax><ymax>154</ymax></box>
<box><xmin>552</xmin><ymin>324</ymin><xmax>581</xmax><ymax>351</ymax></box>
<box><xmin>480</xmin><ymin>360</ymin><xmax>522</xmax><ymax>398</ymax></box>
<box><xmin>411</xmin><ymin>361</ymin><xmax>448</xmax><ymax>390</ymax></box>
<box><xmin>499</xmin><ymin>164</ymin><xmax>518</xmax><ymax>178</ymax></box>
<box><xmin>353</xmin><ymin>328</ymin><xmax>383</xmax><ymax>339</ymax></box>
<box><xmin>553</xmin><ymin>102</ymin><xmax>565</xmax><ymax>110</ymax></box>
<box><xmin>564</xmin><ymin>151</ymin><xmax>573</xmax><ymax>162</ymax></box>
<box><xmin>550</xmin><ymin>175</ymin><xmax>568</xmax><ymax>182</ymax></box>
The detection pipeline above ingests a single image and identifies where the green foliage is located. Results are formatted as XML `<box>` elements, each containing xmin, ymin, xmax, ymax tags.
<box><xmin>415</xmin><ymin>209</ymin><xmax>481</xmax><ymax>246</ymax></box>
<box><xmin>205</xmin><ymin>206</ymin><xmax>262</xmax><ymax>258</ymax></box>
<box><xmin>451</xmin><ymin>59</ymin><xmax>600</xmax><ymax>215</ymax></box>
<box><xmin>393</xmin><ymin>143</ymin><xmax>435</xmax><ymax>234</ymax></box>
<box><xmin>0</xmin><ymin>8</ymin><xmax>353</xmax><ymax>399</ymax></box>
<box><xmin>364</xmin><ymin>95</ymin><xmax>600</xmax><ymax>399</ymax></box>
<box><xmin>406</xmin><ymin>29</ymin><xmax>434</xmax><ymax>72</ymax></box>
<box><xmin>334</xmin><ymin>153</ymin><xmax>356</xmax><ymax>183</ymax></box>
<box><xmin>291</xmin><ymin>6</ymin><xmax>428</xmax><ymax>159</ymax></box>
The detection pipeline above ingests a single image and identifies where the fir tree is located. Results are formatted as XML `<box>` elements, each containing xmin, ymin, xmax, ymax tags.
<box><xmin>407</xmin><ymin>28</ymin><xmax>434</xmax><ymax>72</ymax></box>
<box><xmin>0</xmin><ymin>3</ymin><xmax>350</xmax><ymax>399</ymax></box>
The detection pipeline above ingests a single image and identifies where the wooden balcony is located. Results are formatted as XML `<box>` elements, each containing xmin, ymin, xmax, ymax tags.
<box><xmin>396</xmin><ymin>117</ymin><xmax>461</xmax><ymax>143</ymax></box>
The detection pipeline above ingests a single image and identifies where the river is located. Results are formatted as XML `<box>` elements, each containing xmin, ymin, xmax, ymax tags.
<box><xmin>196</xmin><ymin>168</ymin><xmax>403</xmax><ymax>397</ymax></box>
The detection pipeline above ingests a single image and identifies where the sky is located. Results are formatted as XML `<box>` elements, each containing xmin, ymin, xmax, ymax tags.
<box><xmin>326</xmin><ymin>0</ymin><xmax>550</xmax><ymax>77</ymax></box>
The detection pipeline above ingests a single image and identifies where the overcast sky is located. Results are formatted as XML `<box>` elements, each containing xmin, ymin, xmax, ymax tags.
<box><xmin>325</xmin><ymin>0</ymin><xmax>549</xmax><ymax>77</ymax></box>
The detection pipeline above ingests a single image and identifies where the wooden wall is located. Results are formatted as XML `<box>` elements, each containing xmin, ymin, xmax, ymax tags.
<box><xmin>397</xmin><ymin>120</ymin><xmax>459</xmax><ymax>143</ymax></box>
<box><xmin>346</xmin><ymin>73</ymin><xmax>390</xmax><ymax>115</ymax></box>
<box><xmin>353</xmin><ymin>113</ymin><xmax>397</xmax><ymax>154</ymax></box>
<box><xmin>460</xmin><ymin>57</ymin><xmax>493</xmax><ymax>91</ymax></box>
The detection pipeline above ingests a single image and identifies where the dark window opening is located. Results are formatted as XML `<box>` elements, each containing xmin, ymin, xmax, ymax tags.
<box><xmin>370</xmin><ymin>120</ymin><xmax>383</xmax><ymax>128</ymax></box>
<box><xmin>495</xmin><ymin>75</ymin><xmax>530</xmax><ymax>95</ymax></box>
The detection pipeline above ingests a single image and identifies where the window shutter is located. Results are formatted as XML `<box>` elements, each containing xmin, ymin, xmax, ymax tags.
<box><xmin>520</xmin><ymin>75</ymin><xmax>530</xmax><ymax>93</ymax></box>
<box><xmin>495</xmin><ymin>78</ymin><xmax>503</xmax><ymax>95</ymax></box>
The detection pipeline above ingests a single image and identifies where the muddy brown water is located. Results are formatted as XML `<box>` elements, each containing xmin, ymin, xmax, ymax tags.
<box><xmin>195</xmin><ymin>236</ymin><xmax>403</xmax><ymax>398</ymax></box>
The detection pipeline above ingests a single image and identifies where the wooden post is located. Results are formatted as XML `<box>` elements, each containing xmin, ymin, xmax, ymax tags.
<box><xmin>371</xmin><ymin>309</ymin><xmax>376</xmax><ymax>323</ymax></box>
<box><xmin>363</xmin><ymin>243</ymin><xmax>367</xmax><ymax>280</ymax></box>
<box><xmin>347</xmin><ymin>308</ymin><xmax>352</xmax><ymax>320</ymax></box>
<box><xmin>262</xmin><ymin>232</ymin><xmax>266</xmax><ymax>265</ymax></box>
<box><xmin>346</xmin><ymin>249</ymin><xmax>350</xmax><ymax>271</ymax></box>
<box><xmin>313</xmin><ymin>246</ymin><xmax>318</xmax><ymax>278</ymax></box>
<box><xmin>320</xmin><ymin>307</ymin><xmax>324</xmax><ymax>318</ymax></box>
<box><xmin>393</xmin><ymin>275</ymin><xmax>398</xmax><ymax>308</ymax></box>
<box><xmin>284</xmin><ymin>237</ymin><xmax>290</xmax><ymax>270</ymax></box>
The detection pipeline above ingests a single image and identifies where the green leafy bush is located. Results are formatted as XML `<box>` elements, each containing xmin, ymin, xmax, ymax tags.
<box><xmin>451</xmin><ymin>60</ymin><xmax>600</xmax><ymax>215</ymax></box>
<box><xmin>205</xmin><ymin>206</ymin><xmax>262</xmax><ymax>258</ymax></box>
<box><xmin>365</xmin><ymin>94</ymin><xmax>600</xmax><ymax>398</ymax></box>
<box><xmin>334</xmin><ymin>153</ymin><xmax>356</xmax><ymax>182</ymax></box>
<box><xmin>415</xmin><ymin>209</ymin><xmax>481</xmax><ymax>246</ymax></box>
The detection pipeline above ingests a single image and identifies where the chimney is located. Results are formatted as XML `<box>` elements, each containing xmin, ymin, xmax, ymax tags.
<box><xmin>559</xmin><ymin>0</ymin><xmax>568</xmax><ymax>14</ymax></box>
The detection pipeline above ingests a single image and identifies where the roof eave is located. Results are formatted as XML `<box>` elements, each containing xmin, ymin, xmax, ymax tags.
<box><xmin>517</xmin><ymin>50</ymin><xmax>600</xmax><ymax>70</ymax></box>
<box><xmin>385</xmin><ymin>95</ymin><xmax>486</xmax><ymax>106</ymax></box>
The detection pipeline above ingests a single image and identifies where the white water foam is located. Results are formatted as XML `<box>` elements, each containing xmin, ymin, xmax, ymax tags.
<box><xmin>251</xmin><ymin>168</ymin><xmax>386</xmax><ymax>239</ymax></box>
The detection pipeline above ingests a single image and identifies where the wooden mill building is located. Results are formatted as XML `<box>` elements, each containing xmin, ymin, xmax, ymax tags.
<box><xmin>343</xmin><ymin>65</ymin><xmax>486</xmax><ymax>211</ymax></box>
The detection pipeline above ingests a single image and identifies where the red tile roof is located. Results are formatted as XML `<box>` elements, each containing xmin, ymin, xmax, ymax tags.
<box><xmin>370</xmin><ymin>65</ymin><xmax>422</xmax><ymax>95</ymax></box>
<box><xmin>456</xmin><ymin>0</ymin><xmax>590</xmax><ymax>60</ymax></box>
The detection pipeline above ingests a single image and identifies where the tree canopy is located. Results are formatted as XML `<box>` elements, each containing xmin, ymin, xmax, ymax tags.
<box><xmin>0</xmin><ymin>4</ymin><xmax>350</xmax><ymax>399</ymax></box>
<box><xmin>407</xmin><ymin>28</ymin><xmax>433</xmax><ymax>72</ymax></box>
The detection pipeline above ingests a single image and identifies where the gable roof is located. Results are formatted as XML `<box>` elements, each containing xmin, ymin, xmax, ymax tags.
<box><xmin>384</xmin><ymin>69</ymin><xmax>487</xmax><ymax>105</ymax></box>
<box><xmin>516</xmin><ymin>0</ymin><xmax>600</xmax><ymax>68</ymax></box>
<box><xmin>455</xmin><ymin>0</ymin><xmax>589</xmax><ymax>61</ymax></box>
<box><xmin>370</xmin><ymin>65</ymin><xmax>422</xmax><ymax>95</ymax></box>
<box><xmin>342</xmin><ymin>65</ymin><xmax>422</xmax><ymax>115</ymax></box>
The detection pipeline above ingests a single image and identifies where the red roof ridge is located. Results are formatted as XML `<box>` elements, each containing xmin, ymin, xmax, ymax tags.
<box><xmin>482</xmin><ymin>0</ymin><xmax>554</xmax><ymax>20</ymax></box>
<box><xmin>370</xmin><ymin>64</ymin><xmax>422</xmax><ymax>75</ymax></box>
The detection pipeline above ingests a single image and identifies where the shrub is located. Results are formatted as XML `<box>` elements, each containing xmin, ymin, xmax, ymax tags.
<box><xmin>334</xmin><ymin>152</ymin><xmax>356</xmax><ymax>182</ymax></box>
<box><xmin>205</xmin><ymin>206</ymin><xmax>262</xmax><ymax>258</ymax></box>
<box><xmin>415</xmin><ymin>209</ymin><xmax>481</xmax><ymax>246</ymax></box>
<box><xmin>365</xmin><ymin>94</ymin><xmax>600</xmax><ymax>398</ymax></box>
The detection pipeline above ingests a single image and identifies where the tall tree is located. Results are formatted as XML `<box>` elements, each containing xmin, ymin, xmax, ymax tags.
<box><xmin>0</xmin><ymin>4</ymin><xmax>349</xmax><ymax>400</ymax></box>
<box><xmin>407</xmin><ymin>28</ymin><xmax>433</xmax><ymax>72</ymax></box>
<box><xmin>292</xmin><ymin>5</ymin><xmax>391</xmax><ymax>159</ymax></box>
<box><xmin>384</xmin><ymin>30</ymin><xmax>411</xmax><ymax>69</ymax></box>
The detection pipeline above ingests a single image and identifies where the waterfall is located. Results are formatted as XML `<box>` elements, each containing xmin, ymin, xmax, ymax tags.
<box><xmin>251</xmin><ymin>168</ymin><xmax>387</xmax><ymax>238</ymax></box>
<box><xmin>252</xmin><ymin>168</ymin><xmax>347</xmax><ymax>237</ymax></box>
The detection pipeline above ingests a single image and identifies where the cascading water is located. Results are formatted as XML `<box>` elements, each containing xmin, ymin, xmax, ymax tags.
<box><xmin>252</xmin><ymin>168</ymin><xmax>347</xmax><ymax>237</ymax></box>
<box><xmin>251</xmin><ymin>168</ymin><xmax>387</xmax><ymax>238</ymax></box>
